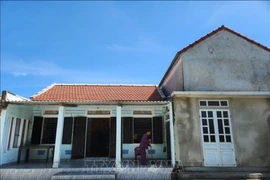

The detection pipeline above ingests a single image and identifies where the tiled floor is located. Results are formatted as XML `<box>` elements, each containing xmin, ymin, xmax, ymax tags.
<box><xmin>0</xmin><ymin>158</ymin><xmax>172</xmax><ymax>169</ymax></box>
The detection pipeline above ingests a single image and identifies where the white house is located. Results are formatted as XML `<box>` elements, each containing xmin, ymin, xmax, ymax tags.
<box><xmin>0</xmin><ymin>84</ymin><xmax>175</xmax><ymax>168</ymax></box>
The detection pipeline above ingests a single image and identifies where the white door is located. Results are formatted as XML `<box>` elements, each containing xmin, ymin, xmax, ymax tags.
<box><xmin>200</xmin><ymin>109</ymin><xmax>236</xmax><ymax>167</ymax></box>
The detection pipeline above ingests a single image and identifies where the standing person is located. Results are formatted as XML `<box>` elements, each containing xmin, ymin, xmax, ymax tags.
<box><xmin>139</xmin><ymin>130</ymin><xmax>151</xmax><ymax>165</ymax></box>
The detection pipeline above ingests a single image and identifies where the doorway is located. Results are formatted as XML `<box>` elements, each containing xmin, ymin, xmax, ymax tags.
<box><xmin>200</xmin><ymin>109</ymin><xmax>236</xmax><ymax>167</ymax></box>
<box><xmin>86</xmin><ymin>118</ymin><xmax>110</xmax><ymax>157</ymax></box>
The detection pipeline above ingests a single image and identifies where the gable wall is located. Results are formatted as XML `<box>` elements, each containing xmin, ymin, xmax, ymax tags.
<box><xmin>181</xmin><ymin>30</ymin><xmax>270</xmax><ymax>91</ymax></box>
<box><xmin>160</xmin><ymin>56</ymin><xmax>184</xmax><ymax>97</ymax></box>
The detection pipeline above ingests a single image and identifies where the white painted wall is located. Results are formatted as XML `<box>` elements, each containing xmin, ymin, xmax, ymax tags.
<box><xmin>28</xmin><ymin>104</ymin><xmax>166</xmax><ymax>160</ymax></box>
<box><xmin>1</xmin><ymin>104</ymin><xmax>33</xmax><ymax>164</ymax></box>
<box><xmin>122</xmin><ymin>144</ymin><xmax>166</xmax><ymax>159</ymax></box>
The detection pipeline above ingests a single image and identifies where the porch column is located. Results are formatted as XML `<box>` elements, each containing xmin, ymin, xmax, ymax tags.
<box><xmin>0</xmin><ymin>109</ymin><xmax>7</xmax><ymax>165</ymax></box>
<box><xmin>169</xmin><ymin>102</ymin><xmax>176</xmax><ymax>167</ymax></box>
<box><xmin>52</xmin><ymin>106</ymin><xmax>65</xmax><ymax>168</ymax></box>
<box><xmin>115</xmin><ymin>106</ymin><xmax>122</xmax><ymax>168</ymax></box>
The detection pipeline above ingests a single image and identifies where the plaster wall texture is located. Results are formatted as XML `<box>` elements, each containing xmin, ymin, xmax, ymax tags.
<box><xmin>0</xmin><ymin>105</ymin><xmax>33</xmax><ymax>164</ymax></box>
<box><xmin>231</xmin><ymin>98</ymin><xmax>270</xmax><ymax>167</ymax></box>
<box><xmin>161</xmin><ymin>56</ymin><xmax>184</xmax><ymax>97</ymax></box>
<box><xmin>181</xmin><ymin>30</ymin><xmax>270</xmax><ymax>91</ymax></box>
<box><xmin>173</xmin><ymin>97</ymin><xmax>202</xmax><ymax>167</ymax></box>
<box><xmin>173</xmin><ymin>97</ymin><xmax>270</xmax><ymax>167</ymax></box>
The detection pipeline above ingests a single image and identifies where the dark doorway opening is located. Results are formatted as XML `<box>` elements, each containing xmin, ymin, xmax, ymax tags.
<box><xmin>87</xmin><ymin>118</ymin><xmax>110</xmax><ymax>157</ymax></box>
<box><xmin>72</xmin><ymin>117</ymin><xmax>86</xmax><ymax>159</ymax></box>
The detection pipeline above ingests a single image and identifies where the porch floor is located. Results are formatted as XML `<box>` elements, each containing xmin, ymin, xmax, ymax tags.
<box><xmin>0</xmin><ymin>158</ymin><xmax>172</xmax><ymax>169</ymax></box>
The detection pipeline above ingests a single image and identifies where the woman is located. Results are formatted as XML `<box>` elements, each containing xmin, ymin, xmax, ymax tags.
<box><xmin>139</xmin><ymin>130</ymin><xmax>151</xmax><ymax>165</ymax></box>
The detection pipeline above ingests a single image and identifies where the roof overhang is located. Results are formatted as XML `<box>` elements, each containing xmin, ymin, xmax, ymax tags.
<box><xmin>171</xmin><ymin>91</ymin><xmax>270</xmax><ymax>98</ymax></box>
<box><xmin>6</xmin><ymin>100</ymin><xmax>170</xmax><ymax>106</ymax></box>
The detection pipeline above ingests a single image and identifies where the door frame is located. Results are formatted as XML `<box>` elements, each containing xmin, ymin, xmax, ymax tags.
<box><xmin>199</xmin><ymin>109</ymin><xmax>236</xmax><ymax>167</ymax></box>
<box><xmin>84</xmin><ymin>117</ymin><xmax>111</xmax><ymax>158</ymax></box>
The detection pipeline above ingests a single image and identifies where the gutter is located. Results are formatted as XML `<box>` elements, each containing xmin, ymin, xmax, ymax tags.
<box><xmin>171</xmin><ymin>91</ymin><xmax>270</xmax><ymax>98</ymax></box>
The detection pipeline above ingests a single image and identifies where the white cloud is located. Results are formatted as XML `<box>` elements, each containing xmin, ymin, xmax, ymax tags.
<box><xmin>1</xmin><ymin>59</ymin><xmax>144</xmax><ymax>84</ymax></box>
<box><xmin>105</xmin><ymin>39</ymin><xmax>167</xmax><ymax>52</ymax></box>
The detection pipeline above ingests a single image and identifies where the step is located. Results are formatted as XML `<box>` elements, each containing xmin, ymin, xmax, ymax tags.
<box><xmin>51</xmin><ymin>171</ymin><xmax>117</xmax><ymax>180</ymax></box>
<box><xmin>171</xmin><ymin>172</ymin><xmax>270</xmax><ymax>180</ymax></box>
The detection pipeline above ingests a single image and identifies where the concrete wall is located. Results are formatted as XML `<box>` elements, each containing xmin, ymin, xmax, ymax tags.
<box><xmin>173</xmin><ymin>97</ymin><xmax>202</xmax><ymax>167</ymax></box>
<box><xmin>161</xmin><ymin>56</ymin><xmax>184</xmax><ymax>97</ymax></box>
<box><xmin>181</xmin><ymin>30</ymin><xmax>270</xmax><ymax>91</ymax></box>
<box><xmin>1</xmin><ymin>104</ymin><xmax>33</xmax><ymax>164</ymax></box>
<box><xmin>173</xmin><ymin>97</ymin><xmax>270</xmax><ymax>167</ymax></box>
<box><xmin>231</xmin><ymin>98</ymin><xmax>270</xmax><ymax>167</ymax></box>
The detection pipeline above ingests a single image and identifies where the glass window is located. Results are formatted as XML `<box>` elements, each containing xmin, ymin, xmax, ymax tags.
<box><xmin>223</xmin><ymin>111</ymin><xmax>228</xmax><ymax>118</ymax></box>
<box><xmin>208</xmin><ymin>111</ymin><xmax>213</xmax><ymax>118</ymax></box>
<box><xmin>204</xmin><ymin>135</ymin><xmax>209</xmax><ymax>142</ymax></box>
<box><xmin>221</xmin><ymin>101</ymin><xmax>228</xmax><ymax>106</ymax></box>
<box><xmin>202</xmin><ymin>119</ymin><xmax>207</xmax><ymax>125</ymax></box>
<box><xmin>208</xmin><ymin>101</ymin><xmax>220</xmax><ymax>106</ymax></box>
<box><xmin>209</xmin><ymin>119</ymin><xmax>214</xmax><ymax>133</ymax></box>
<box><xmin>42</xmin><ymin>118</ymin><xmax>57</xmax><ymax>144</ymax></box>
<box><xmin>210</xmin><ymin>135</ymin><xmax>216</xmax><ymax>142</ymax></box>
<box><xmin>13</xmin><ymin>118</ymin><xmax>21</xmax><ymax>148</ymax></box>
<box><xmin>218</xmin><ymin>119</ymin><xmax>224</xmax><ymax>134</ymax></box>
<box><xmin>203</xmin><ymin>127</ymin><xmax>208</xmax><ymax>134</ymax></box>
<box><xmin>201</xmin><ymin>111</ymin><xmax>207</xmax><ymax>118</ymax></box>
<box><xmin>133</xmin><ymin>118</ymin><xmax>152</xmax><ymax>143</ymax></box>
<box><xmin>219</xmin><ymin>135</ymin><xmax>225</xmax><ymax>142</ymax></box>
<box><xmin>8</xmin><ymin>117</ymin><xmax>14</xmax><ymax>149</ymax></box>
<box><xmin>226</xmin><ymin>135</ymin><xmax>231</xmax><ymax>142</ymax></box>
<box><xmin>199</xmin><ymin>101</ymin><xmax>207</xmax><ymax>106</ymax></box>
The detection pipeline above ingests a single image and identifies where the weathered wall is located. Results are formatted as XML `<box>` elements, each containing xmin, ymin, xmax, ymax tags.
<box><xmin>1</xmin><ymin>104</ymin><xmax>33</xmax><ymax>164</ymax></box>
<box><xmin>161</xmin><ymin>56</ymin><xmax>184</xmax><ymax>97</ymax></box>
<box><xmin>231</xmin><ymin>98</ymin><xmax>270</xmax><ymax>167</ymax></box>
<box><xmin>182</xmin><ymin>30</ymin><xmax>270</xmax><ymax>91</ymax></box>
<box><xmin>173</xmin><ymin>97</ymin><xmax>202</xmax><ymax>166</ymax></box>
<box><xmin>173</xmin><ymin>97</ymin><xmax>270</xmax><ymax>167</ymax></box>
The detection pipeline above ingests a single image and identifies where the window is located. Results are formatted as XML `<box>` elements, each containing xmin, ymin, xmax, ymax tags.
<box><xmin>20</xmin><ymin>120</ymin><xmax>27</xmax><ymax>146</ymax></box>
<box><xmin>133</xmin><ymin>110</ymin><xmax>152</xmax><ymax>115</ymax></box>
<box><xmin>7</xmin><ymin>117</ymin><xmax>14</xmax><ymax>150</ymax></box>
<box><xmin>87</xmin><ymin>110</ymin><xmax>111</xmax><ymax>115</ymax></box>
<box><xmin>134</xmin><ymin>118</ymin><xmax>152</xmax><ymax>143</ymax></box>
<box><xmin>13</xmin><ymin>118</ymin><xmax>21</xmax><ymax>148</ymax></box>
<box><xmin>122</xmin><ymin>116</ymin><xmax>163</xmax><ymax>144</ymax></box>
<box><xmin>62</xmin><ymin>117</ymin><xmax>73</xmax><ymax>144</ymax></box>
<box><xmin>43</xmin><ymin>110</ymin><xmax>58</xmax><ymax>115</ymax></box>
<box><xmin>31</xmin><ymin>117</ymin><xmax>43</xmax><ymax>144</ymax></box>
<box><xmin>42</xmin><ymin>118</ymin><xmax>57</xmax><ymax>144</ymax></box>
<box><xmin>199</xmin><ymin>100</ymin><xmax>229</xmax><ymax>107</ymax></box>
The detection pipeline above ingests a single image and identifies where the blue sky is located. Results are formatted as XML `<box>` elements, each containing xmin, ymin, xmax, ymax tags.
<box><xmin>1</xmin><ymin>1</ymin><xmax>269</xmax><ymax>98</ymax></box>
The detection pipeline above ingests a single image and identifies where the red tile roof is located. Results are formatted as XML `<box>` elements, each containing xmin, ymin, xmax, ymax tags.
<box><xmin>159</xmin><ymin>25</ymin><xmax>270</xmax><ymax>86</ymax></box>
<box><xmin>31</xmin><ymin>84</ymin><xmax>164</xmax><ymax>102</ymax></box>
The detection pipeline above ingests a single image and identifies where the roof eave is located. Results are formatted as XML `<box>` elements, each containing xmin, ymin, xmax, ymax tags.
<box><xmin>6</xmin><ymin>100</ymin><xmax>170</xmax><ymax>106</ymax></box>
<box><xmin>171</xmin><ymin>91</ymin><xmax>270</xmax><ymax>98</ymax></box>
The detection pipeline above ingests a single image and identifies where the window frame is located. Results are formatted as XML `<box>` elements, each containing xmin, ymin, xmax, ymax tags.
<box><xmin>41</xmin><ymin>117</ymin><xmax>58</xmax><ymax>144</ymax></box>
<box><xmin>199</xmin><ymin>100</ymin><xmax>229</xmax><ymax>107</ymax></box>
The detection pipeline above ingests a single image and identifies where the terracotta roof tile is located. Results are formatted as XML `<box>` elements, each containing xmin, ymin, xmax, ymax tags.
<box><xmin>31</xmin><ymin>84</ymin><xmax>163</xmax><ymax>102</ymax></box>
<box><xmin>159</xmin><ymin>25</ymin><xmax>270</xmax><ymax>86</ymax></box>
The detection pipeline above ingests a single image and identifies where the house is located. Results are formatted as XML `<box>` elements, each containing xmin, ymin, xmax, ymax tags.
<box><xmin>159</xmin><ymin>25</ymin><xmax>270</xmax><ymax>168</ymax></box>
<box><xmin>0</xmin><ymin>84</ymin><xmax>175</xmax><ymax>169</ymax></box>
<box><xmin>0</xmin><ymin>25</ymin><xmax>269</xmax><ymax>179</ymax></box>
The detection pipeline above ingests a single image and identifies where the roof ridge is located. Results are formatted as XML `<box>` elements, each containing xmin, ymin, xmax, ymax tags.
<box><xmin>30</xmin><ymin>83</ymin><xmax>56</xmax><ymax>99</ymax></box>
<box><xmin>52</xmin><ymin>83</ymin><xmax>158</xmax><ymax>87</ymax></box>
<box><xmin>159</xmin><ymin>24</ymin><xmax>270</xmax><ymax>86</ymax></box>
